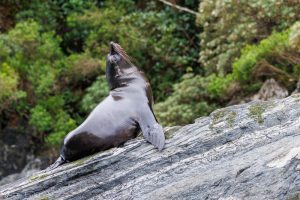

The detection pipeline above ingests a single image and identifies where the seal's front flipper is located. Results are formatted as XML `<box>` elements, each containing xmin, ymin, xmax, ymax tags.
<box><xmin>138</xmin><ymin>106</ymin><xmax>165</xmax><ymax>151</ymax></box>
<box><xmin>47</xmin><ymin>156</ymin><xmax>66</xmax><ymax>170</ymax></box>
<box><xmin>143</xmin><ymin>123</ymin><xmax>165</xmax><ymax>151</ymax></box>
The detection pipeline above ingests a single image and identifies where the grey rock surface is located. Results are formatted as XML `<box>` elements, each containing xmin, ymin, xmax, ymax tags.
<box><xmin>1</xmin><ymin>95</ymin><xmax>300</xmax><ymax>200</ymax></box>
<box><xmin>0</xmin><ymin>158</ymin><xmax>44</xmax><ymax>187</ymax></box>
<box><xmin>251</xmin><ymin>78</ymin><xmax>288</xmax><ymax>101</ymax></box>
<box><xmin>0</xmin><ymin>126</ymin><xmax>33</xmax><ymax>180</ymax></box>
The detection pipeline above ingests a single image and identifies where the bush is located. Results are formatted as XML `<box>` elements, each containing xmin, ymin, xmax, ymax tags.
<box><xmin>233</xmin><ymin>30</ymin><xmax>290</xmax><ymax>82</ymax></box>
<box><xmin>0</xmin><ymin>0</ymin><xmax>201</xmax><ymax>149</ymax></box>
<box><xmin>0</xmin><ymin>63</ymin><xmax>20</xmax><ymax>108</ymax></box>
<box><xmin>45</xmin><ymin>111</ymin><xmax>77</xmax><ymax>146</ymax></box>
<box><xmin>197</xmin><ymin>0</ymin><xmax>300</xmax><ymax>75</ymax></box>
<box><xmin>65</xmin><ymin>53</ymin><xmax>103</xmax><ymax>82</ymax></box>
<box><xmin>81</xmin><ymin>75</ymin><xmax>109</xmax><ymax>113</ymax></box>
<box><xmin>206</xmin><ymin>74</ymin><xmax>234</xmax><ymax>99</ymax></box>
<box><xmin>67</xmin><ymin>0</ymin><xmax>199</xmax><ymax>100</ymax></box>
<box><xmin>289</xmin><ymin>22</ymin><xmax>300</xmax><ymax>53</ymax></box>
<box><xmin>29</xmin><ymin>105</ymin><xmax>53</xmax><ymax>133</ymax></box>
<box><xmin>154</xmin><ymin>74</ymin><xmax>232</xmax><ymax>126</ymax></box>
<box><xmin>3</xmin><ymin>20</ymin><xmax>64</xmax><ymax>95</ymax></box>
<box><xmin>0</xmin><ymin>20</ymin><xmax>80</xmax><ymax>146</ymax></box>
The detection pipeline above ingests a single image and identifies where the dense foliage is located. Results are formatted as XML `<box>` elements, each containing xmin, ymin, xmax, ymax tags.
<box><xmin>0</xmin><ymin>20</ymin><xmax>78</xmax><ymax>145</ymax></box>
<box><xmin>0</xmin><ymin>0</ymin><xmax>199</xmax><ymax>148</ymax></box>
<box><xmin>158</xmin><ymin>22</ymin><xmax>300</xmax><ymax>126</ymax></box>
<box><xmin>65</xmin><ymin>0</ymin><xmax>199</xmax><ymax>100</ymax></box>
<box><xmin>197</xmin><ymin>0</ymin><xmax>300</xmax><ymax>75</ymax></box>
<box><xmin>155</xmin><ymin>73</ymin><xmax>233</xmax><ymax>126</ymax></box>
<box><xmin>156</xmin><ymin>0</ymin><xmax>300</xmax><ymax>126</ymax></box>
<box><xmin>0</xmin><ymin>0</ymin><xmax>300</xmax><ymax>152</ymax></box>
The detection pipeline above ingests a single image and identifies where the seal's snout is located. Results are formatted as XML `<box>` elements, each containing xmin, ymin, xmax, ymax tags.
<box><xmin>108</xmin><ymin>42</ymin><xmax>131</xmax><ymax>65</ymax></box>
<box><xmin>110</xmin><ymin>41</ymin><xmax>115</xmax><ymax>55</ymax></box>
<box><xmin>108</xmin><ymin>41</ymin><xmax>121</xmax><ymax>64</ymax></box>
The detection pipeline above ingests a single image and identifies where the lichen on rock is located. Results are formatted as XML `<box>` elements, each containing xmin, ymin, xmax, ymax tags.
<box><xmin>210</xmin><ymin>108</ymin><xmax>237</xmax><ymax>128</ymax></box>
<box><xmin>247</xmin><ymin>102</ymin><xmax>275</xmax><ymax>124</ymax></box>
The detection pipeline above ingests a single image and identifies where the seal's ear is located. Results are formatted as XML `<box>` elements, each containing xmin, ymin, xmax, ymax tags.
<box><xmin>137</xmin><ymin>106</ymin><xmax>165</xmax><ymax>151</ymax></box>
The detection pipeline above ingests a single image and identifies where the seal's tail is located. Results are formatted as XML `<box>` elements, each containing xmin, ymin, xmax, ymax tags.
<box><xmin>47</xmin><ymin>156</ymin><xmax>66</xmax><ymax>170</ymax></box>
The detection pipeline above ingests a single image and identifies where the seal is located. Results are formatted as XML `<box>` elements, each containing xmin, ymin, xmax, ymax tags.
<box><xmin>49</xmin><ymin>42</ymin><xmax>165</xmax><ymax>169</ymax></box>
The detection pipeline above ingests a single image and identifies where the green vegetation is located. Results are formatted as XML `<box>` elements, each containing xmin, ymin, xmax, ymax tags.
<box><xmin>155</xmin><ymin>73</ymin><xmax>228</xmax><ymax>126</ymax></box>
<box><xmin>197</xmin><ymin>0</ymin><xmax>300</xmax><ymax>75</ymax></box>
<box><xmin>39</xmin><ymin>197</ymin><xmax>49</xmax><ymax>200</ymax></box>
<box><xmin>210</xmin><ymin>109</ymin><xmax>237</xmax><ymax>128</ymax></box>
<box><xmin>0</xmin><ymin>0</ymin><xmax>300</xmax><ymax>153</ymax></box>
<box><xmin>74</xmin><ymin>153</ymin><xmax>96</xmax><ymax>166</ymax></box>
<box><xmin>159</xmin><ymin>18</ymin><xmax>300</xmax><ymax>127</ymax></box>
<box><xmin>80</xmin><ymin>75</ymin><xmax>109</xmax><ymax>112</ymax></box>
<box><xmin>248</xmin><ymin>102</ymin><xmax>275</xmax><ymax>125</ymax></box>
<box><xmin>30</xmin><ymin>173</ymin><xmax>49</xmax><ymax>181</ymax></box>
<box><xmin>233</xmin><ymin>30</ymin><xmax>290</xmax><ymax>82</ymax></box>
<box><xmin>226</xmin><ymin>111</ymin><xmax>237</xmax><ymax>128</ymax></box>
<box><xmin>164</xmin><ymin>126</ymin><xmax>181</xmax><ymax>139</ymax></box>
<box><xmin>248</xmin><ymin>104</ymin><xmax>267</xmax><ymax>125</ymax></box>
<box><xmin>0</xmin><ymin>63</ymin><xmax>20</xmax><ymax>108</ymax></box>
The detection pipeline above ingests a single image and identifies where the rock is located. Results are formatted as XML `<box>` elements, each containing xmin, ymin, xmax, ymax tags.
<box><xmin>0</xmin><ymin>157</ymin><xmax>46</xmax><ymax>187</ymax></box>
<box><xmin>1</xmin><ymin>96</ymin><xmax>300</xmax><ymax>199</ymax></box>
<box><xmin>251</xmin><ymin>78</ymin><xmax>288</xmax><ymax>101</ymax></box>
<box><xmin>292</xmin><ymin>80</ymin><xmax>300</xmax><ymax>94</ymax></box>
<box><xmin>0</xmin><ymin>127</ymin><xmax>33</xmax><ymax>180</ymax></box>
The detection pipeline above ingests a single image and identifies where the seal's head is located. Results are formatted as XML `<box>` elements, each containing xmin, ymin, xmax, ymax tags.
<box><xmin>107</xmin><ymin>42</ymin><xmax>134</xmax><ymax>70</ymax></box>
<box><xmin>106</xmin><ymin>42</ymin><xmax>137</xmax><ymax>89</ymax></box>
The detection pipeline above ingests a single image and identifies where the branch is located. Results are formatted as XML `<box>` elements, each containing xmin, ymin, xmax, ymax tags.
<box><xmin>157</xmin><ymin>0</ymin><xmax>198</xmax><ymax>15</ymax></box>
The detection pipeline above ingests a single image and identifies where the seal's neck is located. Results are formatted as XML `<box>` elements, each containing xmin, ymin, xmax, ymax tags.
<box><xmin>106</xmin><ymin>63</ymin><xmax>139</xmax><ymax>90</ymax></box>
<box><xmin>106</xmin><ymin>42</ymin><xmax>141</xmax><ymax>90</ymax></box>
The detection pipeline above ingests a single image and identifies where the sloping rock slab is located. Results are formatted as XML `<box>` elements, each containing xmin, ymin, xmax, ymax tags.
<box><xmin>1</xmin><ymin>96</ymin><xmax>300</xmax><ymax>200</ymax></box>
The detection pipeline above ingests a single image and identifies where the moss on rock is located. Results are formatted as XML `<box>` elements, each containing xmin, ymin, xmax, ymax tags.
<box><xmin>248</xmin><ymin>103</ymin><xmax>272</xmax><ymax>124</ymax></box>
<box><xmin>210</xmin><ymin>109</ymin><xmax>237</xmax><ymax>128</ymax></box>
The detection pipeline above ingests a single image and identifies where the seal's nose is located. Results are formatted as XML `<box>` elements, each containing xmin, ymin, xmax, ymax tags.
<box><xmin>110</xmin><ymin>41</ymin><xmax>115</xmax><ymax>54</ymax></box>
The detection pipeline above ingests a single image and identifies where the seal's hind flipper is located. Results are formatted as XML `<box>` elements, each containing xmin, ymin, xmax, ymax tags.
<box><xmin>47</xmin><ymin>156</ymin><xmax>66</xmax><ymax>170</ymax></box>
<box><xmin>138</xmin><ymin>106</ymin><xmax>165</xmax><ymax>151</ymax></box>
